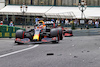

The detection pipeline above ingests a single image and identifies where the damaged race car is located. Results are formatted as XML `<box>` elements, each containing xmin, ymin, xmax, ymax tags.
<box><xmin>15</xmin><ymin>21</ymin><xmax>63</xmax><ymax>44</ymax></box>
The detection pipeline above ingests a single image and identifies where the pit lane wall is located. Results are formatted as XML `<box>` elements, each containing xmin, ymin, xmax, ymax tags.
<box><xmin>0</xmin><ymin>25</ymin><xmax>25</xmax><ymax>38</ymax></box>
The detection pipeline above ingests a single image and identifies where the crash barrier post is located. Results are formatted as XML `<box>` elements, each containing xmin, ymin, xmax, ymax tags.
<box><xmin>0</xmin><ymin>25</ymin><xmax>25</xmax><ymax>38</ymax></box>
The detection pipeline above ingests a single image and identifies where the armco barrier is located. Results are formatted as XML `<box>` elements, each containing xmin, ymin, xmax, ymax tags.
<box><xmin>0</xmin><ymin>25</ymin><xmax>25</xmax><ymax>38</ymax></box>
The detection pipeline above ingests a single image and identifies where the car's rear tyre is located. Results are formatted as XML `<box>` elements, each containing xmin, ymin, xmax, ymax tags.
<box><xmin>57</xmin><ymin>27</ymin><xmax>63</xmax><ymax>40</ymax></box>
<box><xmin>50</xmin><ymin>28</ymin><xmax>58</xmax><ymax>37</ymax></box>
<box><xmin>50</xmin><ymin>28</ymin><xmax>62</xmax><ymax>37</ymax></box>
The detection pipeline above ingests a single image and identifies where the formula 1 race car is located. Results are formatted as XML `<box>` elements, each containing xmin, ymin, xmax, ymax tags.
<box><xmin>45</xmin><ymin>21</ymin><xmax>73</xmax><ymax>37</ymax></box>
<box><xmin>44</xmin><ymin>21</ymin><xmax>73</xmax><ymax>37</ymax></box>
<box><xmin>15</xmin><ymin>21</ymin><xmax>63</xmax><ymax>44</ymax></box>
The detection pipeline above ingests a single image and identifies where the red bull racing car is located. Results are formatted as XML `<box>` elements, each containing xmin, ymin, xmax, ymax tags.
<box><xmin>15</xmin><ymin>21</ymin><xmax>63</xmax><ymax>44</ymax></box>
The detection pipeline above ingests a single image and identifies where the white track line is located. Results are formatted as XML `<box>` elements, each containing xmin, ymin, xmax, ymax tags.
<box><xmin>0</xmin><ymin>45</ymin><xmax>39</xmax><ymax>58</ymax></box>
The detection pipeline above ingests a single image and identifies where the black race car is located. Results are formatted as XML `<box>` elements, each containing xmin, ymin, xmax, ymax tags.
<box><xmin>45</xmin><ymin>21</ymin><xmax>73</xmax><ymax>37</ymax></box>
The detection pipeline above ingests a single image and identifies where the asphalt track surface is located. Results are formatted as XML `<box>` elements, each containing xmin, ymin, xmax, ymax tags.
<box><xmin>0</xmin><ymin>30</ymin><xmax>100</xmax><ymax>67</ymax></box>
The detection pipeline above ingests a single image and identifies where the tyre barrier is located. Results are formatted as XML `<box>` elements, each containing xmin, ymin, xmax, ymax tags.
<box><xmin>0</xmin><ymin>25</ymin><xmax>25</xmax><ymax>38</ymax></box>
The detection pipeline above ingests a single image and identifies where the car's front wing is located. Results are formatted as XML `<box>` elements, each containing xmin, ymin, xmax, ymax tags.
<box><xmin>15</xmin><ymin>37</ymin><xmax>58</xmax><ymax>44</ymax></box>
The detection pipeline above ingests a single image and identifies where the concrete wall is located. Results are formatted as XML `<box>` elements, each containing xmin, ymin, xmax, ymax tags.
<box><xmin>0</xmin><ymin>0</ymin><xmax>5</xmax><ymax>10</ymax></box>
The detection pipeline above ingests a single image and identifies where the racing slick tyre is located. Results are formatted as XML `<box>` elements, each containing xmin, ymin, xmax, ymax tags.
<box><xmin>50</xmin><ymin>28</ymin><xmax>58</xmax><ymax>37</ymax></box>
<box><xmin>57</xmin><ymin>27</ymin><xmax>63</xmax><ymax>40</ymax></box>
<box><xmin>16</xmin><ymin>30</ymin><xmax>25</xmax><ymax>39</ymax></box>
